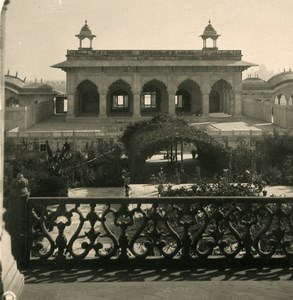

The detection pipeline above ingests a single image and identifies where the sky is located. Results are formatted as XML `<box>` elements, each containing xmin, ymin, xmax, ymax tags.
<box><xmin>2</xmin><ymin>0</ymin><xmax>293</xmax><ymax>81</ymax></box>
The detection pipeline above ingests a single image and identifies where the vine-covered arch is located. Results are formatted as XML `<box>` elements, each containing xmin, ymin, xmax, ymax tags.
<box><xmin>121</xmin><ymin>114</ymin><xmax>229</xmax><ymax>181</ymax></box>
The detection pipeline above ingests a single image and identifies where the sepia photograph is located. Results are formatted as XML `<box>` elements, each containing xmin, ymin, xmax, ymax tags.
<box><xmin>1</xmin><ymin>0</ymin><xmax>293</xmax><ymax>299</ymax></box>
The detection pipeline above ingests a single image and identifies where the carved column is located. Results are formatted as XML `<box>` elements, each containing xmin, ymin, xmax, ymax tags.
<box><xmin>224</xmin><ymin>88</ymin><xmax>229</xmax><ymax>114</ymax></box>
<box><xmin>233</xmin><ymin>73</ymin><xmax>243</xmax><ymax>117</ymax></box>
<box><xmin>66</xmin><ymin>94</ymin><xmax>75</xmax><ymax>117</ymax></box>
<box><xmin>65</xmin><ymin>71</ymin><xmax>76</xmax><ymax>119</ymax></box>
<box><xmin>99</xmin><ymin>93</ymin><xmax>107</xmax><ymax>118</ymax></box>
<box><xmin>202</xmin><ymin>93</ymin><xmax>210</xmax><ymax>116</ymax></box>
<box><xmin>132</xmin><ymin>73</ymin><xmax>141</xmax><ymax>118</ymax></box>
<box><xmin>167</xmin><ymin>74</ymin><xmax>176</xmax><ymax>115</ymax></box>
<box><xmin>234</xmin><ymin>91</ymin><xmax>242</xmax><ymax>116</ymax></box>
<box><xmin>0</xmin><ymin>2</ymin><xmax>25</xmax><ymax>298</ymax></box>
<box><xmin>168</xmin><ymin>92</ymin><xmax>176</xmax><ymax>115</ymax></box>
<box><xmin>132</xmin><ymin>94</ymin><xmax>141</xmax><ymax>118</ymax></box>
<box><xmin>201</xmin><ymin>73</ymin><xmax>211</xmax><ymax>116</ymax></box>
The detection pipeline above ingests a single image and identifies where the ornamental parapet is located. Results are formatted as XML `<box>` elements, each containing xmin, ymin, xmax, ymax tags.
<box><xmin>26</xmin><ymin>196</ymin><xmax>293</xmax><ymax>266</ymax></box>
<box><xmin>66</xmin><ymin>49</ymin><xmax>242</xmax><ymax>61</ymax></box>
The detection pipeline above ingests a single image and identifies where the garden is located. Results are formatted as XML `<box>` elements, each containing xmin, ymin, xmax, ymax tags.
<box><xmin>5</xmin><ymin>114</ymin><xmax>293</xmax><ymax>263</ymax></box>
<box><xmin>4</xmin><ymin>114</ymin><xmax>293</xmax><ymax>198</ymax></box>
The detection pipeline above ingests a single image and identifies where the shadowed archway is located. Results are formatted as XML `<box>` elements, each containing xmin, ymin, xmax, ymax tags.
<box><xmin>210</xmin><ymin>80</ymin><xmax>233</xmax><ymax>114</ymax></box>
<box><xmin>176</xmin><ymin>79</ymin><xmax>202</xmax><ymax>115</ymax></box>
<box><xmin>76</xmin><ymin>80</ymin><xmax>99</xmax><ymax>116</ymax></box>
<box><xmin>141</xmin><ymin>80</ymin><xmax>168</xmax><ymax>116</ymax></box>
<box><xmin>107</xmin><ymin>80</ymin><xmax>133</xmax><ymax>116</ymax></box>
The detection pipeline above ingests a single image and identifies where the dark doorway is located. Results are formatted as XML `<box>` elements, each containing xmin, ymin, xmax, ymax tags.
<box><xmin>77</xmin><ymin>80</ymin><xmax>99</xmax><ymax>115</ymax></box>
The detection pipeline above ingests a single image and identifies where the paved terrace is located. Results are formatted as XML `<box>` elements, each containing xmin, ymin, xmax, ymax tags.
<box><xmin>22</xmin><ymin>185</ymin><xmax>293</xmax><ymax>299</ymax></box>
<box><xmin>9</xmin><ymin>113</ymin><xmax>277</xmax><ymax>139</ymax></box>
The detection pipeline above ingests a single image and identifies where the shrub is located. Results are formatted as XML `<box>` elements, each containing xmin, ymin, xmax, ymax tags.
<box><xmin>31</xmin><ymin>176</ymin><xmax>68</xmax><ymax>197</ymax></box>
<box><xmin>161</xmin><ymin>174</ymin><xmax>265</xmax><ymax>197</ymax></box>
<box><xmin>261</xmin><ymin>167</ymin><xmax>283</xmax><ymax>186</ymax></box>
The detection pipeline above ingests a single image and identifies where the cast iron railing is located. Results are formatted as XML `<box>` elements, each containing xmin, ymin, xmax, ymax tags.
<box><xmin>26</xmin><ymin>196</ymin><xmax>293</xmax><ymax>265</ymax></box>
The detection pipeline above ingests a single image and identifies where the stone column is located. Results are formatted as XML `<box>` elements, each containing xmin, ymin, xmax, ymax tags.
<box><xmin>66</xmin><ymin>71</ymin><xmax>76</xmax><ymax>119</ymax></box>
<box><xmin>168</xmin><ymin>92</ymin><xmax>176</xmax><ymax>115</ymax></box>
<box><xmin>220</xmin><ymin>90</ymin><xmax>224</xmax><ymax>112</ymax></box>
<box><xmin>201</xmin><ymin>73</ymin><xmax>211</xmax><ymax>116</ymax></box>
<box><xmin>167</xmin><ymin>74</ymin><xmax>176</xmax><ymax>116</ymax></box>
<box><xmin>132</xmin><ymin>73</ymin><xmax>142</xmax><ymax>118</ymax></box>
<box><xmin>224</xmin><ymin>89</ymin><xmax>229</xmax><ymax>113</ymax></box>
<box><xmin>234</xmin><ymin>91</ymin><xmax>242</xmax><ymax>117</ymax></box>
<box><xmin>99</xmin><ymin>94</ymin><xmax>107</xmax><ymax>118</ymax></box>
<box><xmin>233</xmin><ymin>74</ymin><xmax>243</xmax><ymax>117</ymax></box>
<box><xmin>190</xmin><ymin>86</ymin><xmax>197</xmax><ymax>114</ymax></box>
<box><xmin>132</xmin><ymin>94</ymin><xmax>141</xmax><ymax>118</ymax></box>
<box><xmin>0</xmin><ymin>2</ymin><xmax>25</xmax><ymax>298</ymax></box>
<box><xmin>202</xmin><ymin>93</ymin><xmax>210</xmax><ymax>116</ymax></box>
<box><xmin>66</xmin><ymin>94</ymin><xmax>75</xmax><ymax>117</ymax></box>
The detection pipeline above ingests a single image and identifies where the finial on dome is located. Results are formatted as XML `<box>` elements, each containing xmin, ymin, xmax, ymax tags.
<box><xmin>209</xmin><ymin>19</ymin><xmax>211</xmax><ymax>24</ymax></box>
<box><xmin>85</xmin><ymin>19</ymin><xmax>87</xmax><ymax>25</ymax></box>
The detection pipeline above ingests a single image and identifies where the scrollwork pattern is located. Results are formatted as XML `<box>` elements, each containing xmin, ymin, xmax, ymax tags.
<box><xmin>27</xmin><ymin>197</ymin><xmax>293</xmax><ymax>264</ymax></box>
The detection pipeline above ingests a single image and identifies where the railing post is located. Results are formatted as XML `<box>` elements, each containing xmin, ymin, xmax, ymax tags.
<box><xmin>8</xmin><ymin>173</ymin><xmax>30</xmax><ymax>269</ymax></box>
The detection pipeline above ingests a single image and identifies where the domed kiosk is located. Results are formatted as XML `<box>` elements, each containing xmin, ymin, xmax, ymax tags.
<box><xmin>75</xmin><ymin>20</ymin><xmax>96</xmax><ymax>49</ymax></box>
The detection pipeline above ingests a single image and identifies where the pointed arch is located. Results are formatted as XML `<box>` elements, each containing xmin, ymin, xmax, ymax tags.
<box><xmin>107</xmin><ymin>79</ymin><xmax>133</xmax><ymax>116</ymax></box>
<box><xmin>210</xmin><ymin>79</ymin><xmax>233</xmax><ymax>114</ymax></box>
<box><xmin>279</xmin><ymin>94</ymin><xmax>287</xmax><ymax>105</ymax></box>
<box><xmin>75</xmin><ymin>80</ymin><xmax>99</xmax><ymax>116</ymax></box>
<box><xmin>141</xmin><ymin>79</ymin><xmax>168</xmax><ymax>115</ymax></box>
<box><xmin>176</xmin><ymin>79</ymin><xmax>202</xmax><ymax>115</ymax></box>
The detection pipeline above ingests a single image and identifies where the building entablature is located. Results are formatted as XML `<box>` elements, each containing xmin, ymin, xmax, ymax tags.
<box><xmin>52</xmin><ymin>59</ymin><xmax>255</xmax><ymax>72</ymax></box>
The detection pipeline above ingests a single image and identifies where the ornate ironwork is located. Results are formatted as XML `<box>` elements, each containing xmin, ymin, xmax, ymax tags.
<box><xmin>26</xmin><ymin>197</ymin><xmax>293</xmax><ymax>265</ymax></box>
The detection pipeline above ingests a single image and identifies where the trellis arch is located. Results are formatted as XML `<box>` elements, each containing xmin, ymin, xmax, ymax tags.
<box><xmin>121</xmin><ymin>114</ymin><xmax>229</xmax><ymax>182</ymax></box>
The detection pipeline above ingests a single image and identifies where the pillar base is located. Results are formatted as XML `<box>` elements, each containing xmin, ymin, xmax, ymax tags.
<box><xmin>0</xmin><ymin>230</ymin><xmax>24</xmax><ymax>299</ymax></box>
<box><xmin>233</xmin><ymin>113</ymin><xmax>243</xmax><ymax>118</ymax></box>
<box><xmin>132</xmin><ymin>114</ymin><xmax>141</xmax><ymax>119</ymax></box>
<box><xmin>98</xmin><ymin>114</ymin><xmax>107</xmax><ymax>119</ymax></box>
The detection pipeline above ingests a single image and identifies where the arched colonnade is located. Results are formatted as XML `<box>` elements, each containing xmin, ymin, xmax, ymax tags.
<box><xmin>70</xmin><ymin>78</ymin><xmax>235</xmax><ymax>117</ymax></box>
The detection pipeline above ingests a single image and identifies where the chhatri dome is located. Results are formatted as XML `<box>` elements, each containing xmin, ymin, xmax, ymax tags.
<box><xmin>243</xmin><ymin>77</ymin><xmax>272</xmax><ymax>91</ymax></box>
<box><xmin>75</xmin><ymin>20</ymin><xmax>96</xmax><ymax>49</ymax></box>
<box><xmin>200</xmin><ymin>20</ymin><xmax>221</xmax><ymax>49</ymax></box>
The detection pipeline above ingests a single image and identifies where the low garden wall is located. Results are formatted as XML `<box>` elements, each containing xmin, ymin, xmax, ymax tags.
<box><xmin>5</xmin><ymin>100</ymin><xmax>54</xmax><ymax>131</ymax></box>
